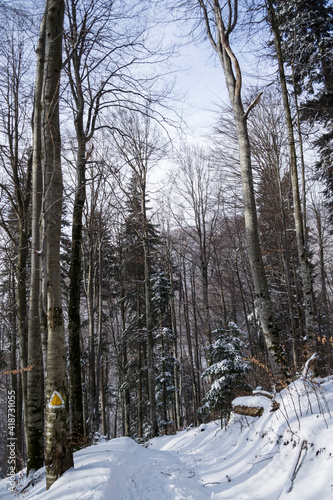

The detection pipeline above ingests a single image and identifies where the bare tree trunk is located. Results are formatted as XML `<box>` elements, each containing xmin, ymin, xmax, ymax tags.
<box><xmin>87</xmin><ymin>239</ymin><xmax>96</xmax><ymax>435</ymax></box>
<box><xmin>198</xmin><ymin>0</ymin><xmax>287</xmax><ymax>381</ymax></box>
<box><xmin>166</xmin><ymin>236</ymin><xmax>181</xmax><ymax>429</ymax></box>
<box><xmin>182</xmin><ymin>260</ymin><xmax>198</xmax><ymax>426</ymax></box>
<box><xmin>66</xmin><ymin>6</ymin><xmax>88</xmax><ymax>442</ymax></box>
<box><xmin>41</xmin><ymin>0</ymin><xmax>73</xmax><ymax>489</ymax></box>
<box><xmin>26</xmin><ymin>4</ymin><xmax>46</xmax><ymax>475</ymax></box>
<box><xmin>100</xmin><ymin>361</ymin><xmax>107</xmax><ymax>437</ymax></box>
<box><xmin>68</xmin><ymin>133</ymin><xmax>85</xmax><ymax>447</ymax></box>
<box><xmin>17</xmin><ymin>219</ymin><xmax>29</xmax><ymax>454</ymax></box>
<box><xmin>9</xmin><ymin>268</ymin><xmax>19</xmax><ymax>472</ymax></box>
<box><xmin>266</xmin><ymin>0</ymin><xmax>316</xmax><ymax>361</ymax></box>
<box><xmin>137</xmin><ymin>345</ymin><xmax>143</xmax><ymax>439</ymax></box>
<box><xmin>312</xmin><ymin>199</ymin><xmax>332</xmax><ymax>369</ymax></box>
<box><xmin>190</xmin><ymin>269</ymin><xmax>202</xmax><ymax>405</ymax></box>
<box><xmin>119</xmin><ymin>276</ymin><xmax>131</xmax><ymax>437</ymax></box>
<box><xmin>170</xmin><ymin>297</ymin><xmax>181</xmax><ymax>429</ymax></box>
<box><xmin>279</xmin><ymin>176</ymin><xmax>299</xmax><ymax>371</ymax></box>
<box><xmin>96</xmin><ymin>239</ymin><xmax>103</xmax><ymax>433</ymax></box>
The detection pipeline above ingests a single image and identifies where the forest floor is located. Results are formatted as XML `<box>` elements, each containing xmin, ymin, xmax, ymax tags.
<box><xmin>1</xmin><ymin>375</ymin><xmax>333</xmax><ymax>499</ymax></box>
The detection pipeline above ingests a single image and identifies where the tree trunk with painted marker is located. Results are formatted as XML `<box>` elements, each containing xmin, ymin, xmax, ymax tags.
<box><xmin>40</xmin><ymin>0</ymin><xmax>73</xmax><ymax>489</ymax></box>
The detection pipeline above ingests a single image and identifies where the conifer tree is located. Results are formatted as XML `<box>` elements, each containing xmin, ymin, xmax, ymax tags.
<box><xmin>275</xmin><ymin>0</ymin><xmax>333</xmax><ymax>221</ymax></box>
<box><xmin>199</xmin><ymin>323</ymin><xmax>249</xmax><ymax>426</ymax></box>
<box><xmin>116</xmin><ymin>172</ymin><xmax>161</xmax><ymax>437</ymax></box>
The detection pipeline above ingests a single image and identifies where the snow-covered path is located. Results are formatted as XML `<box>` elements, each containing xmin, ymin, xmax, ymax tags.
<box><xmin>1</xmin><ymin>377</ymin><xmax>333</xmax><ymax>499</ymax></box>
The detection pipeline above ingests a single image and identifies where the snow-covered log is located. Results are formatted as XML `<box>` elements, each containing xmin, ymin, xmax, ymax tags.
<box><xmin>232</xmin><ymin>393</ymin><xmax>279</xmax><ymax>417</ymax></box>
<box><xmin>232</xmin><ymin>403</ymin><xmax>264</xmax><ymax>417</ymax></box>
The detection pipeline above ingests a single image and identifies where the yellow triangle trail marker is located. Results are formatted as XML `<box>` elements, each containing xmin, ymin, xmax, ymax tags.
<box><xmin>49</xmin><ymin>390</ymin><xmax>65</xmax><ymax>409</ymax></box>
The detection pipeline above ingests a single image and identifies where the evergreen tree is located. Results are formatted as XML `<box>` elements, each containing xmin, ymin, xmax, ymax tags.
<box><xmin>199</xmin><ymin>323</ymin><xmax>249</xmax><ymax>426</ymax></box>
<box><xmin>116</xmin><ymin>173</ymin><xmax>161</xmax><ymax>438</ymax></box>
<box><xmin>151</xmin><ymin>270</ymin><xmax>179</xmax><ymax>433</ymax></box>
<box><xmin>274</xmin><ymin>0</ymin><xmax>333</xmax><ymax>219</ymax></box>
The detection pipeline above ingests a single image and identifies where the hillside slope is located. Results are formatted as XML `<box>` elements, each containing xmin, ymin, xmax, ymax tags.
<box><xmin>1</xmin><ymin>376</ymin><xmax>332</xmax><ymax>499</ymax></box>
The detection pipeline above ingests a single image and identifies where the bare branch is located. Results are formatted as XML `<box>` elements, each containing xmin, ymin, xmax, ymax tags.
<box><xmin>244</xmin><ymin>92</ymin><xmax>263</xmax><ymax>120</ymax></box>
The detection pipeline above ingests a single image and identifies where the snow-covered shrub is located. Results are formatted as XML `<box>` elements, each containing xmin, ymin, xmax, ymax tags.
<box><xmin>199</xmin><ymin>323</ymin><xmax>250</xmax><ymax>426</ymax></box>
<box><xmin>93</xmin><ymin>432</ymin><xmax>108</xmax><ymax>445</ymax></box>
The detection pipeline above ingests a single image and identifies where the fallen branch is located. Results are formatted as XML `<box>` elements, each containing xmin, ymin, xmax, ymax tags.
<box><xmin>0</xmin><ymin>364</ymin><xmax>35</xmax><ymax>376</ymax></box>
<box><xmin>301</xmin><ymin>353</ymin><xmax>318</xmax><ymax>380</ymax></box>
<box><xmin>287</xmin><ymin>440</ymin><xmax>308</xmax><ymax>493</ymax></box>
<box><xmin>252</xmin><ymin>389</ymin><xmax>274</xmax><ymax>399</ymax></box>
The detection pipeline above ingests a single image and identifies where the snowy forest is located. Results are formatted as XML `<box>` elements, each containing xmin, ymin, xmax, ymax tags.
<box><xmin>0</xmin><ymin>0</ymin><xmax>332</xmax><ymax>494</ymax></box>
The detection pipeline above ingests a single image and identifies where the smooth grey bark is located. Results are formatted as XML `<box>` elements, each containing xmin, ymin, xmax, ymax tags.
<box><xmin>181</xmin><ymin>260</ymin><xmax>198</xmax><ymax>426</ymax></box>
<box><xmin>27</xmin><ymin>3</ymin><xmax>47</xmax><ymax>475</ymax></box>
<box><xmin>164</xmin><ymin>231</ymin><xmax>181</xmax><ymax>429</ymax></box>
<box><xmin>190</xmin><ymin>273</ymin><xmax>201</xmax><ymax>402</ymax></box>
<box><xmin>170</xmin><ymin>295</ymin><xmax>181</xmax><ymax>429</ymax></box>
<box><xmin>266</xmin><ymin>0</ymin><xmax>316</xmax><ymax>361</ymax></box>
<box><xmin>100</xmin><ymin>361</ymin><xmax>107</xmax><ymax>437</ymax></box>
<box><xmin>96</xmin><ymin>240</ymin><xmax>103</xmax><ymax>434</ymax></box>
<box><xmin>197</xmin><ymin>0</ymin><xmax>287</xmax><ymax>381</ymax></box>
<box><xmin>40</xmin><ymin>0</ymin><xmax>73</xmax><ymax>489</ymax></box>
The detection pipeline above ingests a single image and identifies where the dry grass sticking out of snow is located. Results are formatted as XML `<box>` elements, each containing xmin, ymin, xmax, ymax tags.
<box><xmin>0</xmin><ymin>376</ymin><xmax>332</xmax><ymax>499</ymax></box>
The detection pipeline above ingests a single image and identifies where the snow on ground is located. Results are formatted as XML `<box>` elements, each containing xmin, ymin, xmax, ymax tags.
<box><xmin>1</xmin><ymin>376</ymin><xmax>333</xmax><ymax>499</ymax></box>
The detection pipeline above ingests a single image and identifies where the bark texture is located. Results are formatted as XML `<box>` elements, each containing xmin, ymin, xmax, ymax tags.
<box><xmin>27</xmin><ymin>4</ymin><xmax>47</xmax><ymax>474</ymax></box>
<box><xmin>66</xmin><ymin>1</ymin><xmax>87</xmax><ymax>442</ymax></box>
<box><xmin>198</xmin><ymin>0</ymin><xmax>287</xmax><ymax>382</ymax></box>
<box><xmin>40</xmin><ymin>0</ymin><xmax>73</xmax><ymax>489</ymax></box>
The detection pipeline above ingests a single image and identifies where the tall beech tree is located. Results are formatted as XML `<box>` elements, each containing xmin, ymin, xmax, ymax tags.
<box><xmin>248</xmin><ymin>90</ymin><xmax>301</xmax><ymax>370</ymax></box>
<box><xmin>189</xmin><ymin>0</ymin><xmax>287</xmax><ymax>382</ymax></box>
<box><xmin>28</xmin><ymin>0</ymin><xmax>73</xmax><ymax>487</ymax></box>
<box><xmin>42</xmin><ymin>0</ymin><xmax>73</xmax><ymax>488</ymax></box>
<box><xmin>27</xmin><ymin>2</ymin><xmax>47</xmax><ymax>475</ymax></box>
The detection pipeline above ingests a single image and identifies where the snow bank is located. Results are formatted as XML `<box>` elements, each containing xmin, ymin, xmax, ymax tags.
<box><xmin>0</xmin><ymin>376</ymin><xmax>332</xmax><ymax>499</ymax></box>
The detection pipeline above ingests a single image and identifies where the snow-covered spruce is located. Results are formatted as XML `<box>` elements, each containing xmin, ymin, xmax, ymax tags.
<box><xmin>198</xmin><ymin>322</ymin><xmax>249</xmax><ymax>426</ymax></box>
